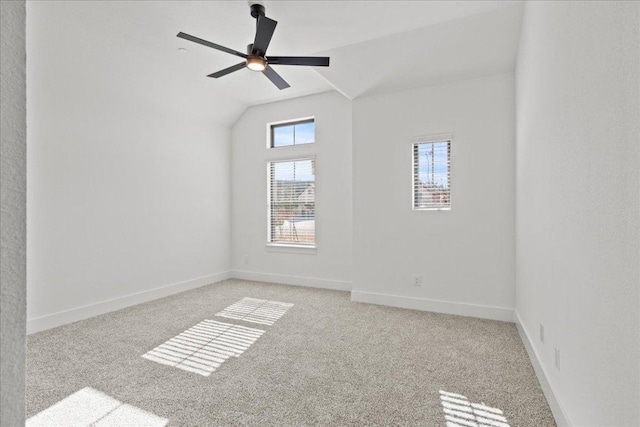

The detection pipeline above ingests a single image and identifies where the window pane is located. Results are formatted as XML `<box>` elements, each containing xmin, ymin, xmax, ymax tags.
<box><xmin>270</xmin><ymin>119</ymin><xmax>314</xmax><ymax>148</ymax></box>
<box><xmin>413</xmin><ymin>141</ymin><xmax>451</xmax><ymax>209</ymax></box>
<box><xmin>269</xmin><ymin>159</ymin><xmax>315</xmax><ymax>246</ymax></box>
<box><xmin>294</xmin><ymin>121</ymin><xmax>314</xmax><ymax>145</ymax></box>
<box><xmin>273</xmin><ymin>125</ymin><xmax>294</xmax><ymax>147</ymax></box>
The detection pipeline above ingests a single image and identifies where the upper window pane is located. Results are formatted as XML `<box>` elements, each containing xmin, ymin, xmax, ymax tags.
<box><xmin>270</xmin><ymin>119</ymin><xmax>315</xmax><ymax>148</ymax></box>
<box><xmin>273</xmin><ymin>126</ymin><xmax>294</xmax><ymax>148</ymax></box>
<box><xmin>413</xmin><ymin>141</ymin><xmax>451</xmax><ymax>210</ymax></box>
<box><xmin>294</xmin><ymin>121</ymin><xmax>314</xmax><ymax>145</ymax></box>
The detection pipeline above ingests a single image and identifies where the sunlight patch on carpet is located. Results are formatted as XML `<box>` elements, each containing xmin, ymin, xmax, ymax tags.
<box><xmin>141</xmin><ymin>320</ymin><xmax>264</xmax><ymax>376</ymax></box>
<box><xmin>215</xmin><ymin>297</ymin><xmax>293</xmax><ymax>325</ymax></box>
<box><xmin>439</xmin><ymin>390</ymin><xmax>511</xmax><ymax>427</ymax></box>
<box><xmin>26</xmin><ymin>387</ymin><xmax>167</xmax><ymax>427</ymax></box>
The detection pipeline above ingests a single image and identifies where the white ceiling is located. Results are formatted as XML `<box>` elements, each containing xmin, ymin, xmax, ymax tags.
<box><xmin>28</xmin><ymin>1</ymin><xmax>524</xmax><ymax>126</ymax></box>
<box><xmin>316</xmin><ymin>4</ymin><xmax>524</xmax><ymax>99</ymax></box>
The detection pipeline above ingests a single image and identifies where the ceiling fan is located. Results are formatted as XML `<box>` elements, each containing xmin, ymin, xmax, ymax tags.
<box><xmin>177</xmin><ymin>3</ymin><xmax>330</xmax><ymax>90</ymax></box>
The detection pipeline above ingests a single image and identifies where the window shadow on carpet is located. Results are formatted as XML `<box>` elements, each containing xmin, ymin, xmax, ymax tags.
<box><xmin>215</xmin><ymin>297</ymin><xmax>294</xmax><ymax>326</ymax></box>
<box><xmin>440</xmin><ymin>390</ymin><xmax>511</xmax><ymax>427</ymax></box>
<box><xmin>26</xmin><ymin>387</ymin><xmax>167</xmax><ymax>427</ymax></box>
<box><xmin>141</xmin><ymin>319</ymin><xmax>265</xmax><ymax>376</ymax></box>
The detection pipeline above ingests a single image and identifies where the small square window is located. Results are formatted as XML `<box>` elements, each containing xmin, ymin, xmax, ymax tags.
<box><xmin>270</xmin><ymin>119</ymin><xmax>315</xmax><ymax>148</ymax></box>
<box><xmin>413</xmin><ymin>140</ymin><xmax>451</xmax><ymax>210</ymax></box>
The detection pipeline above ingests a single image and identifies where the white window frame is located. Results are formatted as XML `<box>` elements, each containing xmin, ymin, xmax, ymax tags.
<box><xmin>411</xmin><ymin>135</ymin><xmax>452</xmax><ymax>211</ymax></box>
<box><xmin>266</xmin><ymin>156</ymin><xmax>317</xmax><ymax>249</ymax></box>
<box><xmin>267</xmin><ymin>116</ymin><xmax>315</xmax><ymax>149</ymax></box>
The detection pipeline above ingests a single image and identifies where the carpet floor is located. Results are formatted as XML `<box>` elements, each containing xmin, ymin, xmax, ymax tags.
<box><xmin>26</xmin><ymin>279</ymin><xmax>556</xmax><ymax>426</ymax></box>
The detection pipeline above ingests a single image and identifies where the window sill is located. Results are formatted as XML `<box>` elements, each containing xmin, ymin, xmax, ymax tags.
<box><xmin>413</xmin><ymin>207</ymin><xmax>451</xmax><ymax>211</ymax></box>
<box><xmin>265</xmin><ymin>244</ymin><xmax>317</xmax><ymax>255</ymax></box>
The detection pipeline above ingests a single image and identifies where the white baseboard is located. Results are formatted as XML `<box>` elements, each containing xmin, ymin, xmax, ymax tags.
<box><xmin>350</xmin><ymin>290</ymin><xmax>514</xmax><ymax>322</ymax></box>
<box><xmin>515</xmin><ymin>310</ymin><xmax>572</xmax><ymax>427</ymax></box>
<box><xmin>231</xmin><ymin>270</ymin><xmax>351</xmax><ymax>292</ymax></box>
<box><xmin>27</xmin><ymin>271</ymin><xmax>231</xmax><ymax>335</ymax></box>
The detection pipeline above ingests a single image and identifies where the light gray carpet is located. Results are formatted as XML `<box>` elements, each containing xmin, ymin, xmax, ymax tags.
<box><xmin>27</xmin><ymin>279</ymin><xmax>556</xmax><ymax>426</ymax></box>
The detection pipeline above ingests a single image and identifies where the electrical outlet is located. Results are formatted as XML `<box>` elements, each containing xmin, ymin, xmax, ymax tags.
<box><xmin>554</xmin><ymin>348</ymin><xmax>560</xmax><ymax>370</ymax></box>
<box><xmin>413</xmin><ymin>275</ymin><xmax>422</xmax><ymax>287</ymax></box>
<box><xmin>539</xmin><ymin>324</ymin><xmax>544</xmax><ymax>343</ymax></box>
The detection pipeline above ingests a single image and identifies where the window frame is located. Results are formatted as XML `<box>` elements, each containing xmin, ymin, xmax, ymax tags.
<box><xmin>411</xmin><ymin>137</ymin><xmax>452</xmax><ymax>211</ymax></box>
<box><xmin>267</xmin><ymin>117</ymin><xmax>315</xmax><ymax>149</ymax></box>
<box><xmin>266</xmin><ymin>156</ymin><xmax>317</xmax><ymax>249</ymax></box>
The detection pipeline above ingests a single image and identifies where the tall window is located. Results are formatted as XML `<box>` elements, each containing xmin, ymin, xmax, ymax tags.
<box><xmin>268</xmin><ymin>159</ymin><xmax>315</xmax><ymax>246</ymax></box>
<box><xmin>413</xmin><ymin>140</ymin><xmax>451</xmax><ymax>210</ymax></box>
<box><xmin>270</xmin><ymin>118</ymin><xmax>314</xmax><ymax>148</ymax></box>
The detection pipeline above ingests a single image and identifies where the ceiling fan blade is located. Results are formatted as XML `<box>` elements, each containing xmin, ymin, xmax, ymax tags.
<box><xmin>268</xmin><ymin>56</ymin><xmax>330</xmax><ymax>67</ymax></box>
<box><xmin>177</xmin><ymin>32</ymin><xmax>247</xmax><ymax>59</ymax></box>
<box><xmin>252</xmin><ymin>16</ymin><xmax>277</xmax><ymax>55</ymax></box>
<box><xmin>262</xmin><ymin>66</ymin><xmax>290</xmax><ymax>90</ymax></box>
<box><xmin>207</xmin><ymin>62</ymin><xmax>247</xmax><ymax>78</ymax></box>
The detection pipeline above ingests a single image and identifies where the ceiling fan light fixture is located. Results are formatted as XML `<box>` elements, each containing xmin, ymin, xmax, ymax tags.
<box><xmin>247</xmin><ymin>56</ymin><xmax>267</xmax><ymax>72</ymax></box>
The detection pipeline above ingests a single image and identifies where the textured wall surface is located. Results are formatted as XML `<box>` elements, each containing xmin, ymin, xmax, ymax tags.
<box><xmin>0</xmin><ymin>0</ymin><xmax>27</xmax><ymax>425</ymax></box>
<box><xmin>516</xmin><ymin>2</ymin><xmax>640</xmax><ymax>425</ymax></box>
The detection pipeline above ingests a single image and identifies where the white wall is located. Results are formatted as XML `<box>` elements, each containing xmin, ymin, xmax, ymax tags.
<box><xmin>231</xmin><ymin>91</ymin><xmax>352</xmax><ymax>289</ymax></box>
<box><xmin>1</xmin><ymin>0</ymin><xmax>27</xmax><ymax>424</ymax></box>
<box><xmin>27</xmin><ymin>2</ymin><xmax>232</xmax><ymax>332</ymax></box>
<box><xmin>351</xmin><ymin>73</ymin><xmax>516</xmax><ymax>321</ymax></box>
<box><xmin>516</xmin><ymin>2</ymin><xmax>639</xmax><ymax>426</ymax></box>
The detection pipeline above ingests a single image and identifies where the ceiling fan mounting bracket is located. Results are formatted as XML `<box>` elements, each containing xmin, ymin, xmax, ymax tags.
<box><xmin>250</xmin><ymin>4</ymin><xmax>265</xmax><ymax>19</ymax></box>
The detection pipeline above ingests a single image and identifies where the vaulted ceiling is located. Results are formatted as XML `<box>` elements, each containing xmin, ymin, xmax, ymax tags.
<box><xmin>28</xmin><ymin>1</ymin><xmax>524</xmax><ymax>126</ymax></box>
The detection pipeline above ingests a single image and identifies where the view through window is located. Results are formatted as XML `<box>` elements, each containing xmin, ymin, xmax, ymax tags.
<box><xmin>413</xmin><ymin>140</ymin><xmax>451</xmax><ymax>210</ymax></box>
<box><xmin>268</xmin><ymin>159</ymin><xmax>315</xmax><ymax>246</ymax></box>
<box><xmin>270</xmin><ymin>119</ymin><xmax>314</xmax><ymax>148</ymax></box>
